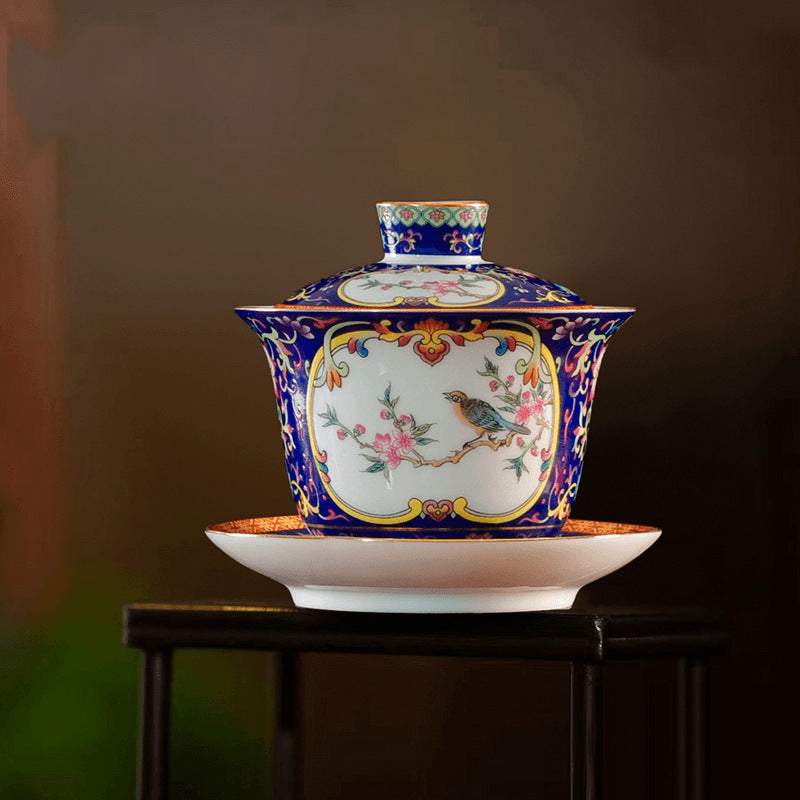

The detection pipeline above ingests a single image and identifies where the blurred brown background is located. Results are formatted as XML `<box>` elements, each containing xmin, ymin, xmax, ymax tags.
<box><xmin>2</xmin><ymin>0</ymin><xmax>798</xmax><ymax>797</ymax></box>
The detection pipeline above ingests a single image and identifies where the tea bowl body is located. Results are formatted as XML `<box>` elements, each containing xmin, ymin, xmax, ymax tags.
<box><xmin>237</xmin><ymin>202</ymin><xmax>633</xmax><ymax>538</ymax></box>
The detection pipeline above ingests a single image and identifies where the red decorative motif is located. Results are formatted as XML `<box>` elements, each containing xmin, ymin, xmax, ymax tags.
<box><xmin>422</xmin><ymin>499</ymin><xmax>454</xmax><ymax>521</ymax></box>
<box><xmin>374</xmin><ymin>318</ymin><xmax>489</xmax><ymax>366</ymax></box>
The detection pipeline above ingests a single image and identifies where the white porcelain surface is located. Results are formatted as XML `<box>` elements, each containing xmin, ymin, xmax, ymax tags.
<box><xmin>337</xmin><ymin>267</ymin><xmax>505</xmax><ymax>306</ymax></box>
<box><xmin>205</xmin><ymin>517</ymin><xmax>661</xmax><ymax>613</ymax></box>
<box><xmin>309</xmin><ymin>332</ymin><xmax>558</xmax><ymax>524</ymax></box>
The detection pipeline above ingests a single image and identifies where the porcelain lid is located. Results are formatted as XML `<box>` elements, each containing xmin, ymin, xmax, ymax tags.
<box><xmin>270</xmin><ymin>202</ymin><xmax>601</xmax><ymax>312</ymax></box>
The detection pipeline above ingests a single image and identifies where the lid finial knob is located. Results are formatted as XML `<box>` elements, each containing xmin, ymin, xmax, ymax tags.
<box><xmin>376</xmin><ymin>201</ymin><xmax>489</xmax><ymax>257</ymax></box>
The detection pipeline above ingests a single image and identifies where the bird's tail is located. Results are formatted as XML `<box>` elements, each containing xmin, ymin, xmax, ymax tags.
<box><xmin>508</xmin><ymin>422</ymin><xmax>531</xmax><ymax>435</ymax></box>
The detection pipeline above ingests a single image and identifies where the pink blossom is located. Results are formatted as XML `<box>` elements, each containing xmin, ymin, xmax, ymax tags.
<box><xmin>384</xmin><ymin>447</ymin><xmax>401</xmax><ymax>468</ymax></box>
<box><xmin>372</xmin><ymin>429</ymin><xmax>415</xmax><ymax>469</ymax></box>
<box><xmin>374</xmin><ymin>433</ymin><xmax>392</xmax><ymax>451</ymax></box>
<box><xmin>400</xmin><ymin>415</ymin><xmax>412</xmax><ymax>425</ymax></box>
<box><xmin>421</xmin><ymin>280</ymin><xmax>445</xmax><ymax>295</ymax></box>
<box><xmin>516</xmin><ymin>437</ymin><xmax>524</xmax><ymax>447</ymax></box>
<box><xmin>373</xmin><ymin>433</ymin><xmax>402</xmax><ymax>469</ymax></box>
<box><xmin>531</xmin><ymin>397</ymin><xmax>545</xmax><ymax>415</ymax></box>
<box><xmin>507</xmin><ymin>375</ymin><xmax>515</xmax><ymax>384</ymax></box>
<box><xmin>515</xmin><ymin>404</ymin><xmax>533</xmax><ymax>425</ymax></box>
<box><xmin>489</xmin><ymin>380</ymin><xmax>498</xmax><ymax>391</ymax></box>
<box><xmin>336</xmin><ymin>429</ymin><xmax>347</xmax><ymax>440</ymax></box>
<box><xmin>380</xmin><ymin>410</ymin><xmax>391</xmax><ymax>419</ymax></box>
<box><xmin>523</xmin><ymin>391</ymin><xmax>531</xmax><ymax>400</ymax></box>
<box><xmin>393</xmin><ymin>430</ymin><xmax>415</xmax><ymax>452</ymax></box>
<box><xmin>354</xmin><ymin>424</ymin><xmax>366</xmax><ymax>435</ymax></box>
<box><xmin>381</xmin><ymin>285</ymin><xmax>390</xmax><ymax>290</ymax></box>
<box><xmin>421</xmin><ymin>279</ymin><xmax>458</xmax><ymax>297</ymax></box>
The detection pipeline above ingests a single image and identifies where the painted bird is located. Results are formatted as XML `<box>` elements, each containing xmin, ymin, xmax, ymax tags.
<box><xmin>443</xmin><ymin>391</ymin><xmax>531</xmax><ymax>449</ymax></box>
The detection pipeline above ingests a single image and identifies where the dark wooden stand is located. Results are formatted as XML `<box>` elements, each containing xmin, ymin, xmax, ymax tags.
<box><xmin>122</xmin><ymin>603</ymin><xmax>727</xmax><ymax>800</ymax></box>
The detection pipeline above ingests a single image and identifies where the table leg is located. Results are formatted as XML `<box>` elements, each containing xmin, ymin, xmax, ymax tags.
<box><xmin>137</xmin><ymin>648</ymin><xmax>172</xmax><ymax>800</ymax></box>
<box><xmin>677</xmin><ymin>657</ymin><xmax>689</xmax><ymax>800</ymax></box>
<box><xmin>677</xmin><ymin>658</ymin><xmax>710</xmax><ymax>800</ymax></box>
<box><xmin>274</xmin><ymin>651</ymin><xmax>303</xmax><ymax>800</ymax></box>
<box><xmin>570</xmin><ymin>662</ymin><xmax>604</xmax><ymax>800</ymax></box>
<box><xmin>690</xmin><ymin>660</ymin><xmax>710</xmax><ymax>800</ymax></box>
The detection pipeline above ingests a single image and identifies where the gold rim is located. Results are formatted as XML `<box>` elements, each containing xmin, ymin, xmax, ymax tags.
<box><xmin>206</xmin><ymin>516</ymin><xmax>661</xmax><ymax>541</ymax></box>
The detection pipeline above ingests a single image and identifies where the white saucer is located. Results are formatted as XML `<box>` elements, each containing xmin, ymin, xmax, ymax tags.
<box><xmin>205</xmin><ymin>516</ymin><xmax>660</xmax><ymax>613</ymax></box>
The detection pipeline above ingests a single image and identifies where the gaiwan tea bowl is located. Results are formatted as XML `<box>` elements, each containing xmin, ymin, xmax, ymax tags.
<box><xmin>236</xmin><ymin>201</ymin><xmax>634</xmax><ymax>538</ymax></box>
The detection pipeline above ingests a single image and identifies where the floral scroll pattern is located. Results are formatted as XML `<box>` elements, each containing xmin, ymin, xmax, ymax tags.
<box><xmin>443</xmin><ymin>229</ymin><xmax>482</xmax><ymax>254</ymax></box>
<box><xmin>242</xmin><ymin>313</ymin><xmax>350</xmax><ymax>522</ymax></box>
<box><xmin>519</xmin><ymin>315</ymin><xmax>627</xmax><ymax>526</ymax></box>
<box><xmin>381</xmin><ymin>228</ymin><xmax>422</xmax><ymax>253</ymax></box>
